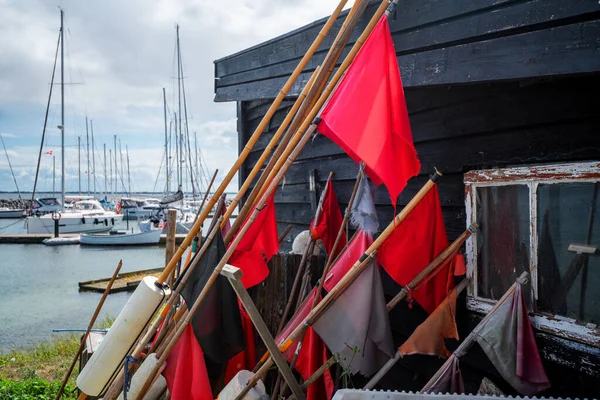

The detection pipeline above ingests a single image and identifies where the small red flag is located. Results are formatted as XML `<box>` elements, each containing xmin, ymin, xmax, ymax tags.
<box><xmin>310</xmin><ymin>179</ymin><xmax>346</xmax><ymax>259</ymax></box>
<box><xmin>229</xmin><ymin>193</ymin><xmax>279</xmax><ymax>288</ymax></box>
<box><xmin>376</xmin><ymin>186</ymin><xmax>453</xmax><ymax>314</ymax></box>
<box><xmin>45</xmin><ymin>150</ymin><xmax>53</xmax><ymax>155</ymax></box>
<box><xmin>163</xmin><ymin>325</ymin><xmax>213</xmax><ymax>400</ymax></box>
<box><xmin>323</xmin><ymin>229</ymin><xmax>372</xmax><ymax>292</ymax></box>
<box><xmin>318</xmin><ymin>15</ymin><xmax>420</xmax><ymax>208</ymax></box>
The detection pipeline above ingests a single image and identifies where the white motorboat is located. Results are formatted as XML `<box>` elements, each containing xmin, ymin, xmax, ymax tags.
<box><xmin>119</xmin><ymin>198</ymin><xmax>161</xmax><ymax>220</ymax></box>
<box><xmin>0</xmin><ymin>208</ymin><xmax>25</xmax><ymax>218</ymax></box>
<box><xmin>80</xmin><ymin>224</ymin><xmax>162</xmax><ymax>246</ymax></box>
<box><xmin>26</xmin><ymin>200</ymin><xmax>123</xmax><ymax>234</ymax></box>
<box><xmin>29</xmin><ymin>197</ymin><xmax>62</xmax><ymax>215</ymax></box>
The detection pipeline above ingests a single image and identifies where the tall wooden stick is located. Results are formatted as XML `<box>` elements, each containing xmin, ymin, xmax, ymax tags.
<box><xmin>224</xmin><ymin>0</ymin><xmax>369</xmax><ymax>244</ymax></box>
<box><xmin>154</xmin><ymin>0</ymin><xmax>347</xmax><ymax>285</ymax></box>
<box><xmin>364</xmin><ymin>278</ymin><xmax>471</xmax><ymax>390</ymax></box>
<box><xmin>421</xmin><ymin>271</ymin><xmax>529</xmax><ymax>392</ymax></box>
<box><xmin>193</xmin><ymin>168</ymin><xmax>218</xmax><ymax>225</ymax></box>
<box><xmin>56</xmin><ymin>260</ymin><xmax>123</xmax><ymax>400</ymax></box>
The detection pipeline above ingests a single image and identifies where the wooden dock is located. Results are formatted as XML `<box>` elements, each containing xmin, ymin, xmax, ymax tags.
<box><xmin>0</xmin><ymin>233</ymin><xmax>188</xmax><ymax>245</ymax></box>
<box><xmin>78</xmin><ymin>267</ymin><xmax>164</xmax><ymax>293</ymax></box>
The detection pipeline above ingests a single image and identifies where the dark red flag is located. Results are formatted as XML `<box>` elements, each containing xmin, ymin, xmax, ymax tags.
<box><xmin>224</xmin><ymin>304</ymin><xmax>257</xmax><ymax>384</ymax></box>
<box><xmin>318</xmin><ymin>15</ymin><xmax>420</xmax><ymax>207</ymax></box>
<box><xmin>376</xmin><ymin>186</ymin><xmax>453</xmax><ymax>314</ymax></box>
<box><xmin>163</xmin><ymin>324</ymin><xmax>213</xmax><ymax>400</ymax></box>
<box><xmin>229</xmin><ymin>193</ymin><xmax>279</xmax><ymax>288</ymax></box>
<box><xmin>311</xmin><ymin>179</ymin><xmax>346</xmax><ymax>259</ymax></box>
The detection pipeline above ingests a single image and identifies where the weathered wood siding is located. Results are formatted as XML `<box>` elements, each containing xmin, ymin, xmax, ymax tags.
<box><xmin>215</xmin><ymin>0</ymin><xmax>600</xmax><ymax>101</ymax></box>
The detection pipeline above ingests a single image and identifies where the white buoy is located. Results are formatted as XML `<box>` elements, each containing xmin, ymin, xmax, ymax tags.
<box><xmin>291</xmin><ymin>230</ymin><xmax>322</xmax><ymax>256</ymax></box>
<box><xmin>218</xmin><ymin>370</ymin><xmax>268</xmax><ymax>400</ymax></box>
<box><xmin>117</xmin><ymin>353</ymin><xmax>168</xmax><ymax>400</ymax></box>
<box><xmin>77</xmin><ymin>276</ymin><xmax>170</xmax><ymax>396</ymax></box>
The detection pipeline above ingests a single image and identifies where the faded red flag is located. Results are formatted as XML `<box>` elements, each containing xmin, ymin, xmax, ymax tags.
<box><xmin>376</xmin><ymin>186</ymin><xmax>453</xmax><ymax>314</ymax></box>
<box><xmin>311</xmin><ymin>178</ymin><xmax>346</xmax><ymax>259</ymax></box>
<box><xmin>318</xmin><ymin>15</ymin><xmax>420</xmax><ymax>208</ymax></box>
<box><xmin>277</xmin><ymin>288</ymin><xmax>334</xmax><ymax>400</ymax></box>
<box><xmin>229</xmin><ymin>193</ymin><xmax>279</xmax><ymax>288</ymax></box>
<box><xmin>422</xmin><ymin>355</ymin><xmax>465</xmax><ymax>394</ymax></box>
<box><xmin>323</xmin><ymin>229</ymin><xmax>373</xmax><ymax>292</ymax></box>
<box><xmin>163</xmin><ymin>324</ymin><xmax>213</xmax><ymax>400</ymax></box>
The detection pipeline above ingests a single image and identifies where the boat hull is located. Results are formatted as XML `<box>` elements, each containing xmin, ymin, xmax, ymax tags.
<box><xmin>80</xmin><ymin>229</ymin><xmax>161</xmax><ymax>246</ymax></box>
<box><xmin>0</xmin><ymin>209</ymin><xmax>25</xmax><ymax>218</ymax></box>
<box><xmin>26</xmin><ymin>213</ymin><xmax>123</xmax><ymax>234</ymax></box>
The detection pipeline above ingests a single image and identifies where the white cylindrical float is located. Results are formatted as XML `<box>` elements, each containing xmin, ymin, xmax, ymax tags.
<box><xmin>117</xmin><ymin>353</ymin><xmax>168</xmax><ymax>400</ymax></box>
<box><xmin>218</xmin><ymin>370</ymin><xmax>268</xmax><ymax>400</ymax></box>
<box><xmin>77</xmin><ymin>276</ymin><xmax>170</xmax><ymax>396</ymax></box>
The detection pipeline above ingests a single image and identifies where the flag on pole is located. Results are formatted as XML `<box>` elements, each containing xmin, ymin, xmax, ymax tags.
<box><xmin>318</xmin><ymin>15</ymin><xmax>420</xmax><ymax>208</ymax></box>
<box><xmin>163</xmin><ymin>324</ymin><xmax>213</xmax><ymax>400</ymax></box>
<box><xmin>311</xmin><ymin>178</ymin><xmax>346</xmax><ymax>259</ymax></box>
<box><xmin>349</xmin><ymin>170</ymin><xmax>379</xmax><ymax>235</ymax></box>
<box><xmin>45</xmin><ymin>150</ymin><xmax>53</xmax><ymax>155</ymax></box>
<box><xmin>474</xmin><ymin>283</ymin><xmax>550</xmax><ymax>396</ymax></box>
<box><xmin>229</xmin><ymin>193</ymin><xmax>279</xmax><ymax>288</ymax></box>
<box><xmin>277</xmin><ymin>288</ymin><xmax>334</xmax><ymax>400</ymax></box>
<box><xmin>399</xmin><ymin>286</ymin><xmax>459</xmax><ymax>358</ymax></box>
<box><xmin>422</xmin><ymin>355</ymin><xmax>465</xmax><ymax>394</ymax></box>
<box><xmin>323</xmin><ymin>229</ymin><xmax>373</xmax><ymax>292</ymax></box>
<box><xmin>180</xmin><ymin>230</ymin><xmax>245</xmax><ymax>380</ymax></box>
<box><xmin>313</xmin><ymin>260</ymin><xmax>394</xmax><ymax>377</ymax></box>
<box><xmin>224</xmin><ymin>303</ymin><xmax>257</xmax><ymax>385</ymax></box>
<box><xmin>376</xmin><ymin>186</ymin><xmax>454</xmax><ymax>314</ymax></box>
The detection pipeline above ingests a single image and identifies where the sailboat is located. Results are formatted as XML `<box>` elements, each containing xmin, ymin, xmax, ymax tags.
<box><xmin>0</xmin><ymin>132</ymin><xmax>26</xmax><ymax>218</ymax></box>
<box><xmin>25</xmin><ymin>9</ymin><xmax>123</xmax><ymax>234</ymax></box>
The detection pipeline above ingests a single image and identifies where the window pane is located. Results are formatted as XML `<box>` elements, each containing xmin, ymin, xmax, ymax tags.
<box><xmin>537</xmin><ymin>182</ymin><xmax>600</xmax><ymax>324</ymax></box>
<box><xmin>477</xmin><ymin>185</ymin><xmax>531</xmax><ymax>302</ymax></box>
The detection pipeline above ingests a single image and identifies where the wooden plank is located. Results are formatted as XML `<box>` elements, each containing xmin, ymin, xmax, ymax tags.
<box><xmin>221</xmin><ymin>264</ymin><xmax>306</xmax><ymax>400</ymax></box>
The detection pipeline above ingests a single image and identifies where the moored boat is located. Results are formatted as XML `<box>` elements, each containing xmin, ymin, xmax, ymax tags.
<box><xmin>0</xmin><ymin>208</ymin><xmax>26</xmax><ymax>218</ymax></box>
<box><xmin>79</xmin><ymin>227</ymin><xmax>161</xmax><ymax>246</ymax></box>
<box><xmin>26</xmin><ymin>200</ymin><xmax>123</xmax><ymax>234</ymax></box>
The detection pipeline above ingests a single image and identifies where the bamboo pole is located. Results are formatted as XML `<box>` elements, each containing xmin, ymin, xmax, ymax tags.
<box><xmin>278</xmin><ymin>224</ymin><xmax>294</xmax><ymax>243</ymax></box>
<box><xmin>224</xmin><ymin>0</ymin><xmax>370</xmax><ymax>244</ymax></box>
<box><xmin>55</xmin><ymin>260</ymin><xmax>123</xmax><ymax>400</ymax></box>
<box><xmin>421</xmin><ymin>271</ymin><xmax>530</xmax><ymax>392</ymax></box>
<box><xmin>102</xmin><ymin>220</ymin><xmax>222</xmax><ymax>400</ymax></box>
<box><xmin>286</xmin><ymin>224</ymin><xmax>477</xmax><ymax>398</ymax></box>
<box><xmin>193</xmin><ymin>168</ymin><xmax>218</xmax><ymax>225</ymax></box>
<box><xmin>155</xmin><ymin>0</ymin><xmax>347</xmax><ymax>285</ymax></box>
<box><xmin>364</xmin><ymin>278</ymin><xmax>471</xmax><ymax>390</ymax></box>
<box><xmin>165</xmin><ymin>209</ymin><xmax>178</xmax><ymax>286</ymax></box>
<box><xmin>242</xmin><ymin>172</ymin><xmax>442</xmax><ymax>400</ymax></box>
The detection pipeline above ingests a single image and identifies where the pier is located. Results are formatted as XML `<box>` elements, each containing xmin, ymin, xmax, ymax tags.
<box><xmin>0</xmin><ymin>233</ymin><xmax>189</xmax><ymax>245</ymax></box>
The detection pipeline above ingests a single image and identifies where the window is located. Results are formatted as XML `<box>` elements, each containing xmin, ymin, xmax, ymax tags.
<box><xmin>465</xmin><ymin>162</ymin><xmax>600</xmax><ymax>345</ymax></box>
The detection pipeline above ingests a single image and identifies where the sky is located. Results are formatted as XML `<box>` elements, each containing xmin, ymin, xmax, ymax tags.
<box><xmin>0</xmin><ymin>0</ymin><xmax>352</xmax><ymax>195</ymax></box>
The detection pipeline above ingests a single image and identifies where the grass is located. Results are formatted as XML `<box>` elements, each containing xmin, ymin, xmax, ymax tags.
<box><xmin>0</xmin><ymin>314</ymin><xmax>115</xmax><ymax>398</ymax></box>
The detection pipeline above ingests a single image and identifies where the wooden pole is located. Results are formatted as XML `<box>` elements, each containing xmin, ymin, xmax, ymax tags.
<box><xmin>364</xmin><ymin>279</ymin><xmax>471</xmax><ymax>390</ymax></box>
<box><xmin>165</xmin><ymin>209</ymin><xmax>178</xmax><ymax>287</ymax></box>
<box><xmin>224</xmin><ymin>0</ymin><xmax>370</xmax><ymax>244</ymax></box>
<box><xmin>242</xmin><ymin>172</ymin><xmax>442</xmax><ymax>400</ymax></box>
<box><xmin>221</xmin><ymin>265</ymin><xmax>306</xmax><ymax>400</ymax></box>
<box><xmin>102</xmin><ymin>220</ymin><xmax>222</xmax><ymax>400</ymax></box>
<box><xmin>193</xmin><ymin>169</ymin><xmax>218</xmax><ymax>225</ymax></box>
<box><xmin>221</xmin><ymin>65</ymin><xmax>320</xmax><ymax>232</ymax></box>
<box><xmin>286</xmin><ymin>224</ymin><xmax>477</xmax><ymax>397</ymax></box>
<box><xmin>278</xmin><ymin>224</ymin><xmax>293</xmax><ymax>243</ymax></box>
<box><xmin>421</xmin><ymin>271</ymin><xmax>530</xmax><ymax>392</ymax></box>
<box><xmin>55</xmin><ymin>260</ymin><xmax>123</xmax><ymax>400</ymax></box>
<box><xmin>155</xmin><ymin>0</ymin><xmax>347</xmax><ymax>286</ymax></box>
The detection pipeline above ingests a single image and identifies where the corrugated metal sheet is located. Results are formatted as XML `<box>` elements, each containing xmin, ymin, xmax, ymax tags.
<box><xmin>332</xmin><ymin>389</ymin><xmax>589</xmax><ymax>400</ymax></box>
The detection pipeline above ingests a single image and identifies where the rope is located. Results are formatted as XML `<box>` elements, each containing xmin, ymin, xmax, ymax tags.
<box><xmin>0</xmin><ymin>219</ymin><xmax>23</xmax><ymax>232</ymax></box>
<box><xmin>123</xmin><ymin>355</ymin><xmax>139</xmax><ymax>400</ymax></box>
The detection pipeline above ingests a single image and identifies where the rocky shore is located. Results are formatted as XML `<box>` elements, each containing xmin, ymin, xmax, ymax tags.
<box><xmin>0</xmin><ymin>199</ymin><xmax>34</xmax><ymax>209</ymax></box>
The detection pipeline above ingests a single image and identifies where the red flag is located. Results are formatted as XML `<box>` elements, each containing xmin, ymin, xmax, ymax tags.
<box><xmin>323</xmin><ymin>229</ymin><xmax>372</xmax><ymax>292</ymax></box>
<box><xmin>376</xmin><ymin>186</ymin><xmax>453</xmax><ymax>314</ymax></box>
<box><xmin>224</xmin><ymin>303</ymin><xmax>257</xmax><ymax>384</ymax></box>
<box><xmin>45</xmin><ymin>150</ymin><xmax>53</xmax><ymax>155</ymax></box>
<box><xmin>277</xmin><ymin>288</ymin><xmax>334</xmax><ymax>400</ymax></box>
<box><xmin>311</xmin><ymin>179</ymin><xmax>346</xmax><ymax>259</ymax></box>
<box><xmin>318</xmin><ymin>15</ymin><xmax>420</xmax><ymax>207</ymax></box>
<box><xmin>229</xmin><ymin>193</ymin><xmax>279</xmax><ymax>288</ymax></box>
<box><xmin>163</xmin><ymin>325</ymin><xmax>213</xmax><ymax>400</ymax></box>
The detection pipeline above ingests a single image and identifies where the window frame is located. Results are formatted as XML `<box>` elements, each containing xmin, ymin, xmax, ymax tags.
<box><xmin>465</xmin><ymin>162</ymin><xmax>600</xmax><ymax>347</ymax></box>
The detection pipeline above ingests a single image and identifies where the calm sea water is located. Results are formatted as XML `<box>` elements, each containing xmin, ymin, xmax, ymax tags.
<box><xmin>0</xmin><ymin>230</ymin><xmax>166</xmax><ymax>352</ymax></box>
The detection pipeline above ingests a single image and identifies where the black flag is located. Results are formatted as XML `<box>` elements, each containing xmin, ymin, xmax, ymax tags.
<box><xmin>180</xmin><ymin>230</ymin><xmax>245</xmax><ymax>379</ymax></box>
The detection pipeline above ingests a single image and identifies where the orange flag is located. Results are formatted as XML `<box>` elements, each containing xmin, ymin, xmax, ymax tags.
<box><xmin>399</xmin><ymin>287</ymin><xmax>459</xmax><ymax>358</ymax></box>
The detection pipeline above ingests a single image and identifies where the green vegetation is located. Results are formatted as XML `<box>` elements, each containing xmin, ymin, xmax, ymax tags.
<box><xmin>0</xmin><ymin>314</ymin><xmax>115</xmax><ymax>399</ymax></box>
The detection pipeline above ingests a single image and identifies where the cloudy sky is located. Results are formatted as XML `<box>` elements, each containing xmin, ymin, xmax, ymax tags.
<box><xmin>0</xmin><ymin>0</ymin><xmax>352</xmax><ymax>196</ymax></box>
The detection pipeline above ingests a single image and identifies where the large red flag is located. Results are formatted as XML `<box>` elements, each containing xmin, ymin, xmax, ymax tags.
<box><xmin>229</xmin><ymin>193</ymin><xmax>279</xmax><ymax>288</ymax></box>
<box><xmin>311</xmin><ymin>179</ymin><xmax>346</xmax><ymax>259</ymax></box>
<box><xmin>163</xmin><ymin>325</ymin><xmax>213</xmax><ymax>400</ymax></box>
<box><xmin>376</xmin><ymin>186</ymin><xmax>453</xmax><ymax>314</ymax></box>
<box><xmin>318</xmin><ymin>15</ymin><xmax>420</xmax><ymax>207</ymax></box>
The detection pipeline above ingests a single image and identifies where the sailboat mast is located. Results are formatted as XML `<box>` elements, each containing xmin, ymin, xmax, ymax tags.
<box><xmin>86</xmin><ymin>117</ymin><xmax>90</xmax><ymax>194</ymax></box>
<box><xmin>176</xmin><ymin>24</ymin><xmax>183</xmax><ymax>191</ymax></box>
<box><xmin>126</xmin><ymin>145</ymin><xmax>131</xmax><ymax>194</ymax></box>
<box><xmin>113</xmin><ymin>135</ymin><xmax>117</xmax><ymax>197</ymax></box>
<box><xmin>163</xmin><ymin>87</ymin><xmax>169</xmax><ymax>193</ymax></box>
<box><xmin>60</xmin><ymin>8</ymin><xmax>65</xmax><ymax>207</ymax></box>
<box><xmin>77</xmin><ymin>136</ymin><xmax>81</xmax><ymax>193</ymax></box>
<box><xmin>91</xmin><ymin>119</ymin><xmax>96</xmax><ymax>195</ymax></box>
<box><xmin>119</xmin><ymin>139</ymin><xmax>125</xmax><ymax>194</ymax></box>
<box><xmin>174</xmin><ymin>112</ymin><xmax>179</xmax><ymax>188</ymax></box>
<box><xmin>109</xmin><ymin>148</ymin><xmax>113</xmax><ymax>197</ymax></box>
<box><xmin>53</xmin><ymin>155</ymin><xmax>56</xmax><ymax>197</ymax></box>
<box><xmin>0</xmin><ymin>132</ymin><xmax>22</xmax><ymax>199</ymax></box>
<box><xmin>178</xmin><ymin>42</ymin><xmax>196</xmax><ymax>198</ymax></box>
<box><xmin>104</xmin><ymin>143</ymin><xmax>107</xmax><ymax>197</ymax></box>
